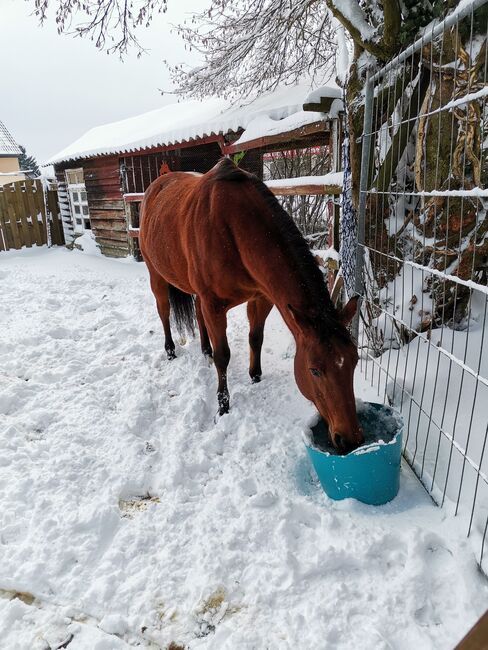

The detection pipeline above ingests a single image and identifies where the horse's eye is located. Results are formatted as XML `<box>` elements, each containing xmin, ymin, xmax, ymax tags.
<box><xmin>310</xmin><ymin>368</ymin><xmax>322</xmax><ymax>377</ymax></box>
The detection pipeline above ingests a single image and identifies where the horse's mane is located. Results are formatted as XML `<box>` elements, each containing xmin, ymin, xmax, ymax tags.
<box><xmin>209</xmin><ymin>158</ymin><xmax>351</xmax><ymax>343</ymax></box>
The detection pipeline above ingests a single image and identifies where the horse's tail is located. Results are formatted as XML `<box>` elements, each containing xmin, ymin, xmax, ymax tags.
<box><xmin>168</xmin><ymin>284</ymin><xmax>196</xmax><ymax>336</ymax></box>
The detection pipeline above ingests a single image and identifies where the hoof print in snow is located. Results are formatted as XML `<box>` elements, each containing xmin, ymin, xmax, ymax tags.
<box><xmin>193</xmin><ymin>588</ymin><xmax>240</xmax><ymax>639</ymax></box>
<box><xmin>0</xmin><ymin>589</ymin><xmax>35</xmax><ymax>605</ymax></box>
<box><xmin>55</xmin><ymin>633</ymin><xmax>74</xmax><ymax>649</ymax></box>
<box><xmin>144</xmin><ymin>441</ymin><xmax>156</xmax><ymax>454</ymax></box>
<box><xmin>118</xmin><ymin>494</ymin><xmax>160</xmax><ymax>518</ymax></box>
<box><xmin>195</xmin><ymin>622</ymin><xmax>215</xmax><ymax>639</ymax></box>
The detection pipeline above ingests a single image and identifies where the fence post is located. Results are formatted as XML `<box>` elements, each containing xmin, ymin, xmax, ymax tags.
<box><xmin>352</xmin><ymin>72</ymin><xmax>374</xmax><ymax>342</ymax></box>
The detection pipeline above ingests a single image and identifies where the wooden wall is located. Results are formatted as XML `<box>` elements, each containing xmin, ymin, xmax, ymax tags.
<box><xmin>55</xmin><ymin>156</ymin><xmax>128</xmax><ymax>258</ymax></box>
<box><xmin>83</xmin><ymin>156</ymin><xmax>128</xmax><ymax>258</ymax></box>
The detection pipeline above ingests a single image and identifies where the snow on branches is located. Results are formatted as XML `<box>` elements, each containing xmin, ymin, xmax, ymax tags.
<box><xmin>168</xmin><ymin>0</ymin><xmax>337</xmax><ymax>100</ymax></box>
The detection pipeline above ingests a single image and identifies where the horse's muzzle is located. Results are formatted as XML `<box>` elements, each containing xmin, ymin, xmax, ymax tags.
<box><xmin>331</xmin><ymin>430</ymin><xmax>364</xmax><ymax>454</ymax></box>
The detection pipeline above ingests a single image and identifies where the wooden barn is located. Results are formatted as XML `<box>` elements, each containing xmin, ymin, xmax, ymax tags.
<box><xmin>46</xmin><ymin>83</ymin><xmax>344</xmax><ymax>258</ymax></box>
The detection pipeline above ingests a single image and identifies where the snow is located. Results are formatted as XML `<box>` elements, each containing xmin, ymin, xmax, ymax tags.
<box><xmin>416</xmin><ymin>187</ymin><xmax>488</xmax><ymax>198</ymax></box>
<box><xmin>328</xmin><ymin>0</ymin><xmax>376</xmax><ymax>41</ymax></box>
<box><xmin>232</xmin><ymin>110</ymin><xmax>325</xmax><ymax>148</ymax></box>
<box><xmin>266</xmin><ymin>172</ymin><xmax>344</xmax><ymax>189</ymax></box>
<box><xmin>314</xmin><ymin>247</ymin><xmax>340</xmax><ymax>264</ymax></box>
<box><xmin>73</xmin><ymin>231</ymin><xmax>102</xmax><ymax>256</ymax></box>
<box><xmin>1</xmin><ymin>247</ymin><xmax>487</xmax><ymax>649</ymax></box>
<box><xmin>45</xmin><ymin>82</ymin><xmax>343</xmax><ymax>166</ymax></box>
<box><xmin>44</xmin><ymin>98</ymin><xmax>228</xmax><ymax>166</ymax></box>
<box><xmin>441</xmin><ymin>86</ymin><xmax>488</xmax><ymax>113</ymax></box>
<box><xmin>333</xmin><ymin>20</ymin><xmax>350</xmax><ymax>85</ymax></box>
<box><xmin>303</xmin><ymin>85</ymin><xmax>342</xmax><ymax>106</ymax></box>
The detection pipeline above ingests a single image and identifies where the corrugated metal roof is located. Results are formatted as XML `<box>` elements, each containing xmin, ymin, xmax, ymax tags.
<box><xmin>0</xmin><ymin>120</ymin><xmax>22</xmax><ymax>156</ymax></box>
<box><xmin>45</xmin><ymin>81</ymin><xmax>343</xmax><ymax>166</ymax></box>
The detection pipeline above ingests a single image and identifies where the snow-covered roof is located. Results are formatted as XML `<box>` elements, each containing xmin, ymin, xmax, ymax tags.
<box><xmin>233</xmin><ymin>102</ymin><xmax>342</xmax><ymax>149</ymax></box>
<box><xmin>0</xmin><ymin>120</ymin><xmax>22</xmax><ymax>157</ymax></box>
<box><xmin>45</xmin><ymin>82</ymin><xmax>343</xmax><ymax>166</ymax></box>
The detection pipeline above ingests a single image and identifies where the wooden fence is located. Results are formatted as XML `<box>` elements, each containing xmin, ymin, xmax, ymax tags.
<box><xmin>0</xmin><ymin>179</ymin><xmax>64</xmax><ymax>251</ymax></box>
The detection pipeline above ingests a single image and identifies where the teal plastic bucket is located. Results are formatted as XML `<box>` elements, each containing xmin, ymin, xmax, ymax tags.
<box><xmin>303</xmin><ymin>402</ymin><xmax>403</xmax><ymax>506</ymax></box>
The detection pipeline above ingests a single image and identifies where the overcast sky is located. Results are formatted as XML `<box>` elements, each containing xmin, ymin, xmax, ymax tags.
<box><xmin>1</xmin><ymin>0</ymin><xmax>208</xmax><ymax>163</ymax></box>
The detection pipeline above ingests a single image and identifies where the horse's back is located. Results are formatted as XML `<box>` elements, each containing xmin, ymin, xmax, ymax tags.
<box><xmin>139</xmin><ymin>160</ymin><xmax>265</xmax><ymax>302</ymax></box>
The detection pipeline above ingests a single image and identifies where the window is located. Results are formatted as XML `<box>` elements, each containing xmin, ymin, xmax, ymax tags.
<box><xmin>65</xmin><ymin>168</ymin><xmax>91</xmax><ymax>233</ymax></box>
<box><xmin>65</xmin><ymin>169</ymin><xmax>84</xmax><ymax>185</ymax></box>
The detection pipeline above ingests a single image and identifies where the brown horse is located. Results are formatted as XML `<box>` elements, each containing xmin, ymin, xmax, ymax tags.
<box><xmin>140</xmin><ymin>158</ymin><xmax>364</xmax><ymax>451</ymax></box>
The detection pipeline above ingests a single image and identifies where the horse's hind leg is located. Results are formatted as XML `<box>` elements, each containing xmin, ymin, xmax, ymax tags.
<box><xmin>200</xmin><ymin>297</ymin><xmax>230</xmax><ymax>415</ymax></box>
<box><xmin>247</xmin><ymin>295</ymin><xmax>273</xmax><ymax>383</ymax></box>
<box><xmin>147</xmin><ymin>266</ymin><xmax>176</xmax><ymax>360</ymax></box>
<box><xmin>196</xmin><ymin>295</ymin><xmax>212</xmax><ymax>358</ymax></box>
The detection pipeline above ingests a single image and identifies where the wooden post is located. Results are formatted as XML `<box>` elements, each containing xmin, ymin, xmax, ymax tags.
<box><xmin>4</xmin><ymin>185</ymin><xmax>22</xmax><ymax>249</ymax></box>
<box><xmin>34</xmin><ymin>180</ymin><xmax>48</xmax><ymax>245</ymax></box>
<box><xmin>14</xmin><ymin>182</ymin><xmax>32</xmax><ymax>248</ymax></box>
<box><xmin>23</xmin><ymin>180</ymin><xmax>41</xmax><ymax>245</ymax></box>
<box><xmin>125</xmin><ymin>200</ymin><xmax>136</xmax><ymax>258</ymax></box>
<box><xmin>0</xmin><ymin>192</ymin><xmax>7</xmax><ymax>250</ymax></box>
<box><xmin>455</xmin><ymin>610</ymin><xmax>488</xmax><ymax>650</ymax></box>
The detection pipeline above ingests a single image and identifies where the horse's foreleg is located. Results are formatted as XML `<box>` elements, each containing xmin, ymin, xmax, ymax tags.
<box><xmin>196</xmin><ymin>296</ymin><xmax>212</xmax><ymax>358</ymax></box>
<box><xmin>247</xmin><ymin>296</ymin><xmax>273</xmax><ymax>383</ymax></box>
<box><xmin>148</xmin><ymin>269</ymin><xmax>176</xmax><ymax>360</ymax></box>
<box><xmin>201</xmin><ymin>299</ymin><xmax>230</xmax><ymax>415</ymax></box>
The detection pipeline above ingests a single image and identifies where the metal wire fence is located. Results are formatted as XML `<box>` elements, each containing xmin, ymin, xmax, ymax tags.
<box><xmin>356</xmin><ymin>0</ymin><xmax>488</xmax><ymax>572</ymax></box>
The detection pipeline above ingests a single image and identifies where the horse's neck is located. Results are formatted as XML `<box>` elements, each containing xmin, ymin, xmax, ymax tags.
<box><xmin>231</xmin><ymin>189</ymin><xmax>325</xmax><ymax>325</ymax></box>
<box><xmin>253</xmin><ymin>247</ymin><xmax>316</xmax><ymax>336</ymax></box>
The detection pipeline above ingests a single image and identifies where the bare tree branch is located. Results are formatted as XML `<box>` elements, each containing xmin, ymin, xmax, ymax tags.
<box><xmin>166</xmin><ymin>0</ymin><xmax>338</xmax><ymax>100</ymax></box>
<box><xmin>28</xmin><ymin>0</ymin><xmax>168</xmax><ymax>56</ymax></box>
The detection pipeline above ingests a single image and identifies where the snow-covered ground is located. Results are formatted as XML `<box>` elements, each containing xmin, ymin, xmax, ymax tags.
<box><xmin>1</xmin><ymin>246</ymin><xmax>487</xmax><ymax>650</ymax></box>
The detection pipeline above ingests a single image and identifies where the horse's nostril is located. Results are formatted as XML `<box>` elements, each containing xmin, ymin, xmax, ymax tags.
<box><xmin>334</xmin><ymin>434</ymin><xmax>346</xmax><ymax>450</ymax></box>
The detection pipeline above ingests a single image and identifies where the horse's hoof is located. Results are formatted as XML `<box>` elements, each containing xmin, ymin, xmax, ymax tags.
<box><xmin>251</xmin><ymin>375</ymin><xmax>261</xmax><ymax>384</ymax></box>
<box><xmin>166</xmin><ymin>350</ymin><xmax>176</xmax><ymax>361</ymax></box>
<box><xmin>218</xmin><ymin>392</ymin><xmax>229</xmax><ymax>416</ymax></box>
<box><xmin>203</xmin><ymin>350</ymin><xmax>213</xmax><ymax>365</ymax></box>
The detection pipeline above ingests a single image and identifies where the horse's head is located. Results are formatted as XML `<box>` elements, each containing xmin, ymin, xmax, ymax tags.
<box><xmin>289</xmin><ymin>297</ymin><xmax>364</xmax><ymax>453</ymax></box>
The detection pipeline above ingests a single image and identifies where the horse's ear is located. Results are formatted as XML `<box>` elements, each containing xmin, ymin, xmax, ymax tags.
<box><xmin>339</xmin><ymin>296</ymin><xmax>359</xmax><ymax>326</ymax></box>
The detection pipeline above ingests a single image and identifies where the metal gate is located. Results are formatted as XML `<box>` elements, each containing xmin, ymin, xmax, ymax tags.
<box><xmin>356</xmin><ymin>0</ymin><xmax>488</xmax><ymax>571</ymax></box>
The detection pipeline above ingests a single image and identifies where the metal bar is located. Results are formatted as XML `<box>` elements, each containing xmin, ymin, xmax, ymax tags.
<box><xmin>360</xmin><ymin>0</ymin><xmax>488</xmax><ymax>571</ymax></box>
<box><xmin>363</xmin><ymin>353</ymin><xmax>488</xmax><ymax>486</ymax></box>
<box><xmin>359</xmin><ymin>243</ymin><xmax>488</xmax><ymax>297</ymax></box>
<box><xmin>370</xmin><ymin>0</ymin><xmax>488</xmax><ymax>83</ymax></box>
<box><xmin>352</xmin><ymin>73</ymin><xmax>374</xmax><ymax>341</ymax></box>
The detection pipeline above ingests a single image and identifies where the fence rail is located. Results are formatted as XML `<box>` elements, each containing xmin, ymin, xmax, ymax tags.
<box><xmin>356</xmin><ymin>0</ymin><xmax>488</xmax><ymax>571</ymax></box>
<box><xmin>0</xmin><ymin>180</ymin><xmax>64</xmax><ymax>251</ymax></box>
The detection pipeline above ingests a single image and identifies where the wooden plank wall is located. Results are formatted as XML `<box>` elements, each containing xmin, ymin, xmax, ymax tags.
<box><xmin>47</xmin><ymin>189</ymin><xmax>65</xmax><ymax>246</ymax></box>
<box><xmin>83</xmin><ymin>156</ymin><xmax>128</xmax><ymax>258</ymax></box>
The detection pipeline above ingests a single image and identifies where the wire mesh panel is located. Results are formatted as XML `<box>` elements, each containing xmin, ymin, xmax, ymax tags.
<box><xmin>356</xmin><ymin>0</ymin><xmax>488</xmax><ymax>571</ymax></box>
